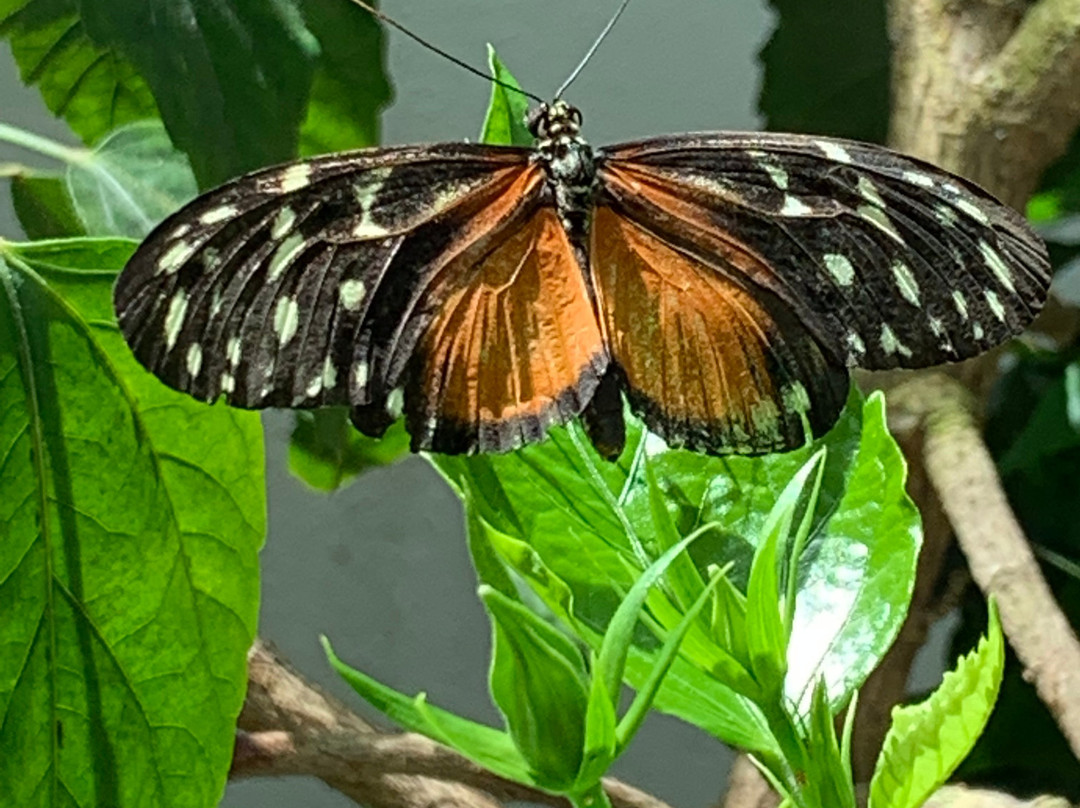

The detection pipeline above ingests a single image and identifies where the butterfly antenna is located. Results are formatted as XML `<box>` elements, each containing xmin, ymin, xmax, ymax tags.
<box><xmin>346</xmin><ymin>0</ymin><xmax>544</xmax><ymax>103</ymax></box>
<box><xmin>554</xmin><ymin>0</ymin><xmax>632</xmax><ymax>99</ymax></box>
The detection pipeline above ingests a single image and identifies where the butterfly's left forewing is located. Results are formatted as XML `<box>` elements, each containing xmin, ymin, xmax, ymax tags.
<box><xmin>116</xmin><ymin>143</ymin><xmax>605</xmax><ymax>453</ymax></box>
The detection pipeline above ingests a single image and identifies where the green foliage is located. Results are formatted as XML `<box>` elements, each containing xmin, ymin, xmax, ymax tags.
<box><xmin>289</xmin><ymin>409</ymin><xmax>410</xmax><ymax>491</ymax></box>
<box><xmin>10</xmin><ymin>174</ymin><xmax>85</xmax><ymax>239</ymax></box>
<box><xmin>0</xmin><ymin>238</ymin><xmax>264</xmax><ymax>807</ymax></box>
<box><xmin>480</xmin><ymin>48</ymin><xmax>531</xmax><ymax>147</ymax></box>
<box><xmin>0</xmin><ymin>0</ymin><xmax>159</xmax><ymax>144</ymax></box>
<box><xmin>759</xmin><ymin>0</ymin><xmax>890</xmax><ymax>142</ymax></box>
<box><xmin>869</xmin><ymin>603</ymin><xmax>1005</xmax><ymax>808</ymax></box>
<box><xmin>327</xmin><ymin>529</ymin><xmax>719</xmax><ymax>803</ymax></box>
<box><xmin>298</xmin><ymin>0</ymin><xmax>391</xmax><ymax>154</ymax></box>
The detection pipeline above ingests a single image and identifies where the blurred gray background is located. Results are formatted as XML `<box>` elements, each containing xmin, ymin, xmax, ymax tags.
<box><xmin>1</xmin><ymin>2</ymin><xmax>949</xmax><ymax>806</ymax></box>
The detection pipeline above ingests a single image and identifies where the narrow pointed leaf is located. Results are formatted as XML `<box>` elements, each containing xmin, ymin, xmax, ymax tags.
<box><xmin>480</xmin><ymin>48</ymin><xmax>531</xmax><ymax>147</ymax></box>
<box><xmin>324</xmin><ymin>637</ymin><xmax>533</xmax><ymax>784</ymax></box>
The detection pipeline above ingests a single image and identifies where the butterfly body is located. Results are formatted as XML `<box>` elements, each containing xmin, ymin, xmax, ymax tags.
<box><xmin>114</xmin><ymin>100</ymin><xmax>1051</xmax><ymax>459</ymax></box>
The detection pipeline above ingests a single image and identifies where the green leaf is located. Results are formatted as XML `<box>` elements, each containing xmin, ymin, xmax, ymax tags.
<box><xmin>482</xmin><ymin>585</ymin><xmax>589</xmax><ymax>789</ymax></box>
<box><xmin>576</xmin><ymin>672</ymin><xmax>618</xmax><ymax>789</ymax></box>
<box><xmin>324</xmin><ymin>637</ymin><xmax>535</xmax><ymax>785</ymax></box>
<box><xmin>77</xmin><ymin>0</ymin><xmax>319</xmax><ymax>187</ymax></box>
<box><xmin>868</xmin><ymin>602</ymin><xmax>1005</xmax><ymax>808</ymax></box>
<box><xmin>746</xmin><ymin>451</ymin><xmax>826</xmax><ymax>697</ymax></box>
<box><xmin>615</xmin><ymin>568</ymin><xmax>724</xmax><ymax>753</ymax></box>
<box><xmin>65</xmin><ymin>120</ymin><xmax>198</xmax><ymax>238</ymax></box>
<box><xmin>0</xmin><ymin>237</ymin><xmax>264</xmax><ymax>808</ymax></box>
<box><xmin>805</xmin><ymin>679</ymin><xmax>857</xmax><ymax>808</ymax></box>
<box><xmin>289</xmin><ymin>410</ymin><xmax>409</xmax><ymax>491</ymax></box>
<box><xmin>759</xmin><ymin>0</ymin><xmax>890</xmax><ymax>142</ymax></box>
<box><xmin>0</xmin><ymin>0</ymin><xmax>159</xmax><ymax>145</ymax></box>
<box><xmin>298</xmin><ymin>0</ymin><xmax>391</xmax><ymax>155</ymax></box>
<box><xmin>10</xmin><ymin>173</ymin><xmax>86</xmax><ymax>239</ymax></box>
<box><xmin>480</xmin><ymin>47</ymin><xmax>531</xmax><ymax>147</ymax></box>
<box><xmin>433</xmin><ymin>388</ymin><xmax>919</xmax><ymax>745</ymax></box>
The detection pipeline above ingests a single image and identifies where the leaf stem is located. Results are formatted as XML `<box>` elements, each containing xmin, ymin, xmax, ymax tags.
<box><xmin>567</xmin><ymin>781</ymin><xmax>614</xmax><ymax>808</ymax></box>
<box><xmin>0</xmin><ymin>122</ymin><xmax>87</xmax><ymax>165</ymax></box>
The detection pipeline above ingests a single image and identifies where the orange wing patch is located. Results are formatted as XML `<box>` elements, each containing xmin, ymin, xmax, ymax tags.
<box><xmin>590</xmin><ymin>205</ymin><xmax>847</xmax><ymax>454</ymax></box>
<box><xmin>408</xmin><ymin>206</ymin><xmax>607</xmax><ymax>453</ymax></box>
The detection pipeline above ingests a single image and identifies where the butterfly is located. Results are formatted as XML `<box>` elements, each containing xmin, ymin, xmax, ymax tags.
<box><xmin>113</xmin><ymin>98</ymin><xmax>1051</xmax><ymax>459</ymax></box>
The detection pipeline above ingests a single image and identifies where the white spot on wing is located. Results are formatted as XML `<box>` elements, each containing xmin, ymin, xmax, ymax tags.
<box><xmin>891</xmin><ymin>261</ymin><xmax>921</xmax><ymax>306</ymax></box>
<box><xmin>973</xmin><ymin>321</ymin><xmax>985</xmax><ymax>340</ymax></box>
<box><xmin>353</xmin><ymin>361</ymin><xmax>369</xmax><ymax>391</ymax></box>
<box><xmin>824</xmin><ymin>254</ymin><xmax>855</xmax><ymax>286</ymax></box>
<box><xmin>274</xmin><ymin>297</ymin><xmax>299</xmax><ymax>346</ymax></box>
<box><xmin>339</xmin><ymin>279</ymin><xmax>367</xmax><ymax>311</ymax></box>
<box><xmin>985</xmin><ymin>289</ymin><xmax>1007</xmax><ymax>322</ymax></box>
<box><xmin>845</xmin><ymin>331</ymin><xmax>866</xmax><ymax>361</ymax></box>
<box><xmin>857</xmin><ymin>176</ymin><xmax>885</xmax><ymax>207</ymax></box>
<box><xmin>880</xmin><ymin>323</ymin><xmax>913</xmax><ymax>358</ymax></box>
<box><xmin>271</xmin><ymin>207</ymin><xmax>297</xmax><ymax>239</ymax></box>
<box><xmin>159</xmin><ymin>241</ymin><xmax>198</xmax><ymax>274</ymax></box>
<box><xmin>322</xmin><ymin>357</ymin><xmax>337</xmax><ymax>390</ymax></box>
<box><xmin>279</xmin><ymin>163</ymin><xmax>312</xmax><ymax>193</ymax></box>
<box><xmin>956</xmin><ymin>197</ymin><xmax>990</xmax><ymax>225</ymax></box>
<box><xmin>817</xmin><ymin>140</ymin><xmax>852</xmax><ymax>163</ymax></box>
<box><xmin>267</xmin><ymin>232</ymin><xmax>306</xmax><ymax>281</ymax></box>
<box><xmin>978</xmin><ymin>240</ymin><xmax>1016</xmax><ymax>294</ymax></box>
<box><xmin>199</xmin><ymin>205</ymin><xmax>237</xmax><ymax>225</ymax></box>
<box><xmin>858</xmin><ymin>205</ymin><xmax>905</xmax><ymax>244</ymax></box>
<box><xmin>953</xmin><ymin>290</ymin><xmax>969</xmax><ymax>320</ymax></box>
<box><xmin>186</xmin><ymin>343</ymin><xmax>202</xmax><ymax>378</ymax></box>
<box><xmin>227</xmin><ymin>336</ymin><xmax>242</xmax><ymax>366</ymax></box>
<box><xmin>220</xmin><ymin>373</ymin><xmax>235</xmax><ymax>394</ymax></box>
<box><xmin>902</xmin><ymin>170</ymin><xmax>935</xmax><ymax>189</ymax></box>
<box><xmin>758</xmin><ymin>160</ymin><xmax>789</xmax><ymax>190</ymax></box>
<box><xmin>386</xmin><ymin>387</ymin><xmax>405</xmax><ymax>418</ymax></box>
<box><xmin>163</xmin><ymin>291</ymin><xmax>188</xmax><ymax>350</ymax></box>
<box><xmin>780</xmin><ymin>195</ymin><xmax>813</xmax><ymax>216</ymax></box>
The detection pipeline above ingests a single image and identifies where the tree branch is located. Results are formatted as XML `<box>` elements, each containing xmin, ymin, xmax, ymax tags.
<box><xmin>232</xmin><ymin>639</ymin><xmax>673</xmax><ymax>808</ymax></box>
<box><xmin>890</xmin><ymin>374</ymin><xmax>1080</xmax><ymax>761</ymax></box>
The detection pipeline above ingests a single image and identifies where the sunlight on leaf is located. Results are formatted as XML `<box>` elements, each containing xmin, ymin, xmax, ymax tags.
<box><xmin>0</xmin><ymin>238</ymin><xmax>264</xmax><ymax>808</ymax></box>
<box><xmin>481</xmin><ymin>47</ymin><xmax>532</xmax><ymax>147</ymax></box>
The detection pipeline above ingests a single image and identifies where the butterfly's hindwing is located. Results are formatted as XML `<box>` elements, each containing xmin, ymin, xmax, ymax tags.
<box><xmin>408</xmin><ymin>204</ymin><xmax>608</xmax><ymax>453</ymax></box>
<box><xmin>597</xmin><ymin>133</ymin><xmax>1050</xmax><ymax>372</ymax></box>
<box><xmin>590</xmin><ymin>205</ymin><xmax>848</xmax><ymax>454</ymax></box>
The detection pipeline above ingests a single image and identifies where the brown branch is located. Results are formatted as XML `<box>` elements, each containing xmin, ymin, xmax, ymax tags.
<box><xmin>889</xmin><ymin>374</ymin><xmax>1080</xmax><ymax>761</ymax></box>
<box><xmin>232</xmin><ymin>638</ymin><xmax>673</xmax><ymax>808</ymax></box>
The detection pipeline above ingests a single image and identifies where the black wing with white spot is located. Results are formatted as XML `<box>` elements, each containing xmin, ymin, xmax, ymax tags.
<box><xmin>597</xmin><ymin>132</ymin><xmax>1050</xmax><ymax>370</ymax></box>
<box><xmin>114</xmin><ymin>143</ymin><xmax>537</xmax><ymax>429</ymax></box>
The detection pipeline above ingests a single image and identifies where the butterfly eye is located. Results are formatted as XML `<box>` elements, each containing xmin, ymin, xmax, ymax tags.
<box><xmin>527</xmin><ymin>105</ymin><xmax>549</xmax><ymax>139</ymax></box>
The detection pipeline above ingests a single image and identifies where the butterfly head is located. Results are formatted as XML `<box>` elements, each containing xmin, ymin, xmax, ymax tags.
<box><xmin>528</xmin><ymin>100</ymin><xmax>584</xmax><ymax>142</ymax></box>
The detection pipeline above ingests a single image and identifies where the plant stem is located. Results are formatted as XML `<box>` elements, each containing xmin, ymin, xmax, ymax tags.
<box><xmin>567</xmin><ymin>782</ymin><xmax>614</xmax><ymax>808</ymax></box>
<box><xmin>0</xmin><ymin>123</ymin><xmax>86</xmax><ymax>165</ymax></box>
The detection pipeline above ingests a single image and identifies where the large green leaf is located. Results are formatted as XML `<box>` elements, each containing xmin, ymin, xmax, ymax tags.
<box><xmin>0</xmin><ymin>0</ymin><xmax>158</xmax><ymax>145</ymax></box>
<box><xmin>297</xmin><ymin>0</ymin><xmax>390</xmax><ymax>155</ymax></box>
<box><xmin>64</xmin><ymin>120</ymin><xmax>198</xmax><ymax>238</ymax></box>
<box><xmin>759</xmin><ymin>0</ymin><xmax>890</xmax><ymax>142</ymax></box>
<box><xmin>0</xmin><ymin>238</ymin><xmax>264</xmax><ymax>807</ymax></box>
<box><xmin>76</xmin><ymin>0</ymin><xmax>319</xmax><ymax>187</ymax></box>
<box><xmin>1</xmin><ymin>120</ymin><xmax>197</xmax><ymax>238</ymax></box>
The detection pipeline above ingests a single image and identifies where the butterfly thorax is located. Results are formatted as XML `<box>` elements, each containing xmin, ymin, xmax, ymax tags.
<box><xmin>529</xmin><ymin>100</ymin><xmax>596</xmax><ymax>260</ymax></box>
